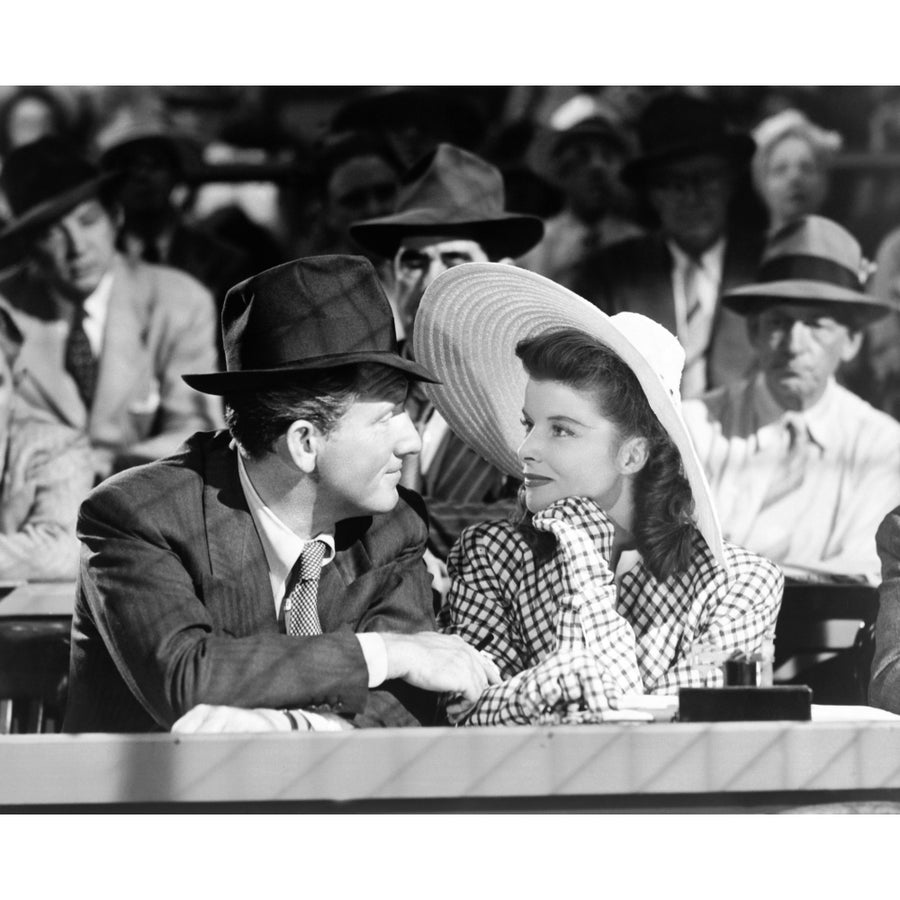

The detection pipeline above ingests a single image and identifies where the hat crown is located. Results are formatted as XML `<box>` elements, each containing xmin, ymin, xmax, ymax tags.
<box><xmin>0</xmin><ymin>136</ymin><xmax>100</xmax><ymax>218</ymax></box>
<box><xmin>395</xmin><ymin>143</ymin><xmax>506</xmax><ymax>219</ymax></box>
<box><xmin>221</xmin><ymin>255</ymin><xmax>398</xmax><ymax>373</ymax></box>
<box><xmin>610</xmin><ymin>311</ymin><xmax>685</xmax><ymax>404</ymax></box>
<box><xmin>762</xmin><ymin>215</ymin><xmax>864</xmax><ymax>275</ymax></box>
<box><xmin>637</xmin><ymin>92</ymin><xmax>733</xmax><ymax>160</ymax></box>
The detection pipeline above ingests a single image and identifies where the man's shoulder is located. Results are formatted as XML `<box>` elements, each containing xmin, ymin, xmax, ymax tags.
<box><xmin>833</xmin><ymin>382</ymin><xmax>900</xmax><ymax>438</ymax></box>
<box><xmin>84</xmin><ymin>430</ymin><xmax>227</xmax><ymax>510</ymax></box>
<box><xmin>119</xmin><ymin>255</ymin><xmax>213</xmax><ymax>306</ymax></box>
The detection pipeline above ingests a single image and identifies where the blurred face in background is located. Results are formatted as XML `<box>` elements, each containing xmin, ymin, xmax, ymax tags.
<box><xmin>646</xmin><ymin>153</ymin><xmax>735</xmax><ymax>257</ymax></box>
<box><xmin>327</xmin><ymin>154</ymin><xmax>399</xmax><ymax>243</ymax></box>
<box><xmin>554</xmin><ymin>135</ymin><xmax>628</xmax><ymax>223</ymax></box>
<box><xmin>759</xmin><ymin>134</ymin><xmax>828</xmax><ymax>229</ymax></box>
<box><xmin>393</xmin><ymin>236</ymin><xmax>490</xmax><ymax>340</ymax></box>
<box><xmin>750</xmin><ymin>302</ymin><xmax>862</xmax><ymax>410</ymax></box>
<box><xmin>115</xmin><ymin>143</ymin><xmax>180</xmax><ymax>217</ymax></box>
<box><xmin>30</xmin><ymin>199</ymin><xmax>118</xmax><ymax>301</ymax></box>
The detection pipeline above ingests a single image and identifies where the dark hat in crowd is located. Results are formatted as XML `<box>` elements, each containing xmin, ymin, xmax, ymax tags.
<box><xmin>550</xmin><ymin>114</ymin><xmax>634</xmax><ymax>160</ymax></box>
<box><xmin>723</xmin><ymin>215</ymin><xmax>894</xmax><ymax>324</ymax></box>
<box><xmin>349</xmin><ymin>143</ymin><xmax>545</xmax><ymax>260</ymax></box>
<box><xmin>0</xmin><ymin>136</ymin><xmax>120</xmax><ymax>267</ymax></box>
<box><xmin>622</xmin><ymin>91</ymin><xmax>755</xmax><ymax>187</ymax></box>
<box><xmin>95</xmin><ymin>107</ymin><xmax>201</xmax><ymax>178</ymax></box>
<box><xmin>183</xmin><ymin>255</ymin><xmax>439</xmax><ymax>395</ymax></box>
<box><xmin>331</xmin><ymin>88</ymin><xmax>485</xmax><ymax>150</ymax></box>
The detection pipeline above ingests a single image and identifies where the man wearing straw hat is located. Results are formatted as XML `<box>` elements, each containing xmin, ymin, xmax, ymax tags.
<box><xmin>350</xmin><ymin>143</ymin><xmax>544</xmax><ymax>567</ymax></box>
<box><xmin>64</xmin><ymin>255</ymin><xmax>499</xmax><ymax>734</ymax></box>
<box><xmin>682</xmin><ymin>216</ymin><xmax>900</xmax><ymax>586</ymax></box>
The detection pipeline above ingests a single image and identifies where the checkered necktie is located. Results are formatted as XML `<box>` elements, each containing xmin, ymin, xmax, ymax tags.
<box><xmin>65</xmin><ymin>306</ymin><xmax>97</xmax><ymax>409</ymax></box>
<box><xmin>284</xmin><ymin>540</ymin><xmax>327</xmax><ymax>636</ymax></box>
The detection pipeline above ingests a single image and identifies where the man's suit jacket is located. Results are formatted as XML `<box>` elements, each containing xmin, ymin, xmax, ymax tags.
<box><xmin>0</xmin><ymin>397</ymin><xmax>93</xmax><ymax>581</ymax></box>
<box><xmin>63</xmin><ymin>430</ymin><xmax>438</xmax><ymax>733</ymax></box>
<box><xmin>870</xmin><ymin>507</ymin><xmax>900</xmax><ymax>713</ymax></box>
<box><xmin>0</xmin><ymin>255</ymin><xmax>223</xmax><ymax>473</ymax></box>
<box><xmin>570</xmin><ymin>229</ymin><xmax>766</xmax><ymax>392</ymax></box>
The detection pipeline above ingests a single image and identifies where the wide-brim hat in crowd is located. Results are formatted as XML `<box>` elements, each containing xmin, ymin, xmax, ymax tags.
<box><xmin>723</xmin><ymin>215</ymin><xmax>894</xmax><ymax>324</ymax></box>
<box><xmin>183</xmin><ymin>254</ymin><xmax>438</xmax><ymax>395</ymax></box>
<box><xmin>349</xmin><ymin>143</ymin><xmax>545</xmax><ymax>261</ymax></box>
<box><xmin>0</xmin><ymin>135</ymin><xmax>121</xmax><ymax>268</ymax></box>
<box><xmin>94</xmin><ymin>106</ymin><xmax>201</xmax><ymax>177</ymax></box>
<box><xmin>621</xmin><ymin>91</ymin><xmax>755</xmax><ymax>187</ymax></box>
<box><xmin>412</xmin><ymin>262</ymin><xmax>726</xmax><ymax>567</ymax></box>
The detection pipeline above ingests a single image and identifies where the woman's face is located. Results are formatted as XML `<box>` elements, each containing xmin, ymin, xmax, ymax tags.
<box><xmin>516</xmin><ymin>377</ymin><xmax>629</xmax><ymax>514</ymax></box>
<box><xmin>761</xmin><ymin>135</ymin><xmax>827</xmax><ymax>226</ymax></box>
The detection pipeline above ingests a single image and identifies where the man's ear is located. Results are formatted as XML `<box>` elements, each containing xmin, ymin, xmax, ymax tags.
<box><xmin>840</xmin><ymin>329</ymin><xmax>864</xmax><ymax>364</ymax></box>
<box><xmin>282</xmin><ymin>419</ymin><xmax>323</xmax><ymax>474</ymax></box>
<box><xmin>745</xmin><ymin>313</ymin><xmax>761</xmax><ymax>346</ymax></box>
<box><xmin>616</xmin><ymin>435</ymin><xmax>649</xmax><ymax>475</ymax></box>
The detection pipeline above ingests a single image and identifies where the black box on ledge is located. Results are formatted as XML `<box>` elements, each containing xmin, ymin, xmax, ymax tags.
<box><xmin>678</xmin><ymin>686</ymin><xmax>812</xmax><ymax>722</ymax></box>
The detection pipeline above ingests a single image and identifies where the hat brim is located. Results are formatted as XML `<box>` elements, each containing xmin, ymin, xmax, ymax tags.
<box><xmin>412</xmin><ymin>262</ymin><xmax>726</xmax><ymax>567</ymax></box>
<box><xmin>722</xmin><ymin>280</ymin><xmax>895</xmax><ymax>323</ymax></box>
<box><xmin>182</xmin><ymin>350</ymin><xmax>438</xmax><ymax>396</ymax></box>
<box><xmin>0</xmin><ymin>172</ymin><xmax>120</xmax><ymax>268</ymax></box>
<box><xmin>622</xmin><ymin>134</ymin><xmax>755</xmax><ymax>187</ymax></box>
<box><xmin>350</xmin><ymin>211</ymin><xmax>544</xmax><ymax>261</ymax></box>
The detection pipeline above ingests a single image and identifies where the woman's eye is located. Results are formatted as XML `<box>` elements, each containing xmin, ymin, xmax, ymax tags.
<box><xmin>520</xmin><ymin>417</ymin><xmax>533</xmax><ymax>432</ymax></box>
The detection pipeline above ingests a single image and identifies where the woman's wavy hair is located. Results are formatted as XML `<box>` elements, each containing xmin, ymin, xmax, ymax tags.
<box><xmin>514</xmin><ymin>327</ymin><xmax>696</xmax><ymax>581</ymax></box>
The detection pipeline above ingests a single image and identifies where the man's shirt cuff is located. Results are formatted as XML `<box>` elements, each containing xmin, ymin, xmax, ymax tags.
<box><xmin>356</xmin><ymin>632</ymin><xmax>388</xmax><ymax>688</ymax></box>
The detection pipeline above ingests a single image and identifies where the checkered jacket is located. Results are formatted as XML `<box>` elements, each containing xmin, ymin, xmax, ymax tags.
<box><xmin>441</xmin><ymin>499</ymin><xmax>783</xmax><ymax>725</ymax></box>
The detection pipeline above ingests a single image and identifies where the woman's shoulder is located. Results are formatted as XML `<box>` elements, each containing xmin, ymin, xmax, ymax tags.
<box><xmin>448</xmin><ymin>518</ymin><xmax>536</xmax><ymax>576</ymax></box>
<box><xmin>720</xmin><ymin>540</ymin><xmax>784</xmax><ymax>592</ymax></box>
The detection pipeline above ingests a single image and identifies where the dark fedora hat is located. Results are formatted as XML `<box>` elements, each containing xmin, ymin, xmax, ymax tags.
<box><xmin>182</xmin><ymin>254</ymin><xmax>438</xmax><ymax>395</ymax></box>
<box><xmin>349</xmin><ymin>143</ymin><xmax>544</xmax><ymax>260</ymax></box>
<box><xmin>622</xmin><ymin>91</ymin><xmax>755</xmax><ymax>187</ymax></box>
<box><xmin>723</xmin><ymin>215</ymin><xmax>894</xmax><ymax>324</ymax></box>
<box><xmin>0</xmin><ymin>136</ymin><xmax>120</xmax><ymax>268</ymax></box>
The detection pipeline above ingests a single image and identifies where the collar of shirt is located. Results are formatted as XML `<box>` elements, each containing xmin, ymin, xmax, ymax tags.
<box><xmin>751</xmin><ymin>371</ymin><xmax>836</xmax><ymax>452</ymax></box>
<box><xmin>53</xmin><ymin>270</ymin><xmax>114</xmax><ymax>357</ymax></box>
<box><xmin>237</xmin><ymin>452</ymin><xmax>335</xmax><ymax>610</ymax></box>
<box><xmin>667</xmin><ymin>237</ymin><xmax>726</xmax><ymax>302</ymax></box>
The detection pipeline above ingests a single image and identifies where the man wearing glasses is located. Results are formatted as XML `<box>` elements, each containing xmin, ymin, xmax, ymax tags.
<box><xmin>572</xmin><ymin>90</ymin><xmax>765</xmax><ymax>398</ymax></box>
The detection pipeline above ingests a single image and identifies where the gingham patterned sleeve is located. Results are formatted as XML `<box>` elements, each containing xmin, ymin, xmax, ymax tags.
<box><xmin>646</xmin><ymin>543</ymin><xmax>784</xmax><ymax>694</ymax></box>
<box><xmin>443</xmin><ymin>521</ymin><xmax>533</xmax><ymax>680</ymax></box>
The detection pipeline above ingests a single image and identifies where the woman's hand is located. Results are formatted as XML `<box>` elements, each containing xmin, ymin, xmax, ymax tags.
<box><xmin>532</xmin><ymin>496</ymin><xmax>616</xmax><ymax>593</ymax></box>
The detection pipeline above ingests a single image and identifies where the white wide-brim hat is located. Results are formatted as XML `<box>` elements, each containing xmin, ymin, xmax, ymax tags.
<box><xmin>413</xmin><ymin>262</ymin><xmax>726</xmax><ymax>567</ymax></box>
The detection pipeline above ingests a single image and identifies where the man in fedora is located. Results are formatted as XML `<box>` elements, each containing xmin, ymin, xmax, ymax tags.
<box><xmin>682</xmin><ymin>216</ymin><xmax>900</xmax><ymax>585</ymax></box>
<box><xmin>64</xmin><ymin>255</ymin><xmax>499</xmax><ymax>734</ymax></box>
<box><xmin>0</xmin><ymin>136</ymin><xmax>222</xmax><ymax>482</ymax></box>
<box><xmin>95</xmin><ymin>105</ymin><xmax>252</xmax><ymax>331</ymax></box>
<box><xmin>349</xmin><ymin>143</ymin><xmax>545</xmax><ymax>567</ymax></box>
<box><xmin>571</xmin><ymin>90</ymin><xmax>765</xmax><ymax>398</ymax></box>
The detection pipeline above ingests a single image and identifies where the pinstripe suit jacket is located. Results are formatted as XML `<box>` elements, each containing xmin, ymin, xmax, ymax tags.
<box><xmin>570</xmin><ymin>229</ymin><xmax>766</xmax><ymax>392</ymax></box>
<box><xmin>63</xmin><ymin>430</ymin><xmax>438</xmax><ymax>733</ymax></box>
<box><xmin>421</xmin><ymin>418</ymin><xmax>518</xmax><ymax>561</ymax></box>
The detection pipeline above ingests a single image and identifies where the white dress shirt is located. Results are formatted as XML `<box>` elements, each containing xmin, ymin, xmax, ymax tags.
<box><xmin>668</xmin><ymin>238</ymin><xmax>725</xmax><ymax>399</ymax></box>
<box><xmin>237</xmin><ymin>455</ymin><xmax>389</xmax><ymax>728</ymax></box>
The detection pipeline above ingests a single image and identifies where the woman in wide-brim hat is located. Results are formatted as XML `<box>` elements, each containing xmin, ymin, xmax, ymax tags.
<box><xmin>413</xmin><ymin>263</ymin><xmax>783</xmax><ymax>725</ymax></box>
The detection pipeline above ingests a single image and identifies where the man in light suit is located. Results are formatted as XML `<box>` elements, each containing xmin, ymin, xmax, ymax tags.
<box><xmin>571</xmin><ymin>91</ymin><xmax>765</xmax><ymax>398</ymax></box>
<box><xmin>63</xmin><ymin>255</ymin><xmax>498</xmax><ymax>734</ymax></box>
<box><xmin>350</xmin><ymin>144</ymin><xmax>545</xmax><ymax>567</ymax></box>
<box><xmin>0</xmin><ymin>304</ymin><xmax>93</xmax><ymax>581</ymax></box>
<box><xmin>0</xmin><ymin>136</ymin><xmax>222</xmax><ymax>482</ymax></box>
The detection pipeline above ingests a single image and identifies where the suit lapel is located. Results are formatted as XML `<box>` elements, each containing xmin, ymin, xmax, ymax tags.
<box><xmin>89</xmin><ymin>258</ymin><xmax>152</xmax><ymax>434</ymax></box>
<box><xmin>201</xmin><ymin>436</ymin><xmax>278</xmax><ymax>636</ymax></box>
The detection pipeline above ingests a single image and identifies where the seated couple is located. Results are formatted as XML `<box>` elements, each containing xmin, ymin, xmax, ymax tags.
<box><xmin>64</xmin><ymin>255</ymin><xmax>781</xmax><ymax>734</ymax></box>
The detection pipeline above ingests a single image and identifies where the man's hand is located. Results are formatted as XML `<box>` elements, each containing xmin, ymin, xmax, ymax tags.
<box><xmin>382</xmin><ymin>632</ymin><xmax>501</xmax><ymax>705</ymax></box>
